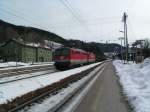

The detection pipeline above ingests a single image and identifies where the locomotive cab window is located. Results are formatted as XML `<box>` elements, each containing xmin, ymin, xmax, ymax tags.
<box><xmin>55</xmin><ymin>49</ymin><xmax>61</xmax><ymax>56</ymax></box>
<box><xmin>55</xmin><ymin>48</ymin><xmax>70</xmax><ymax>56</ymax></box>
<box><xmin>62</xmin><ymin>49</ymin><xmax>70</xmax><ymax>55</ymax></box>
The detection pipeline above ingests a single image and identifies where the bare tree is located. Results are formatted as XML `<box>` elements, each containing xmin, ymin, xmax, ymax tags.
<box><xmin>143</xmin><ymin>39</ymin><xmax>150</xmax><ymax>58</ymax></box>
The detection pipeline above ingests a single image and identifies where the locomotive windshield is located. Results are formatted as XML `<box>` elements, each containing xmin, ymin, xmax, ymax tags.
<box><xmin>55</xmin><ymin>48</ymin><xmax>70</xmax><ymax>56</ymax></box>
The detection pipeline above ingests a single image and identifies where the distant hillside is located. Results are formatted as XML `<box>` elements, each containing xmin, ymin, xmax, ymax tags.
<box><xmin>0</xmin><ymin>20</ymin><xmax>68</xmax><ymax>45</ymax></box>
<box><xmin>0</xmin><ymin>20</ymin><xmax>121</xmax><ymax>60</ymax></box>
<box><xmin>96</xmin><ymin>42</ymin><xmax>121</xmax><ymax>52</ymax></box>
<box><xmin>66</xmin><ymin>39</ymin><xmax>121</xmax><ymax>60</ymax></box>
<box><xmin>67</xmin><ymin>39</ymin><xmax>121</xmax><ymax>52</ymax></box>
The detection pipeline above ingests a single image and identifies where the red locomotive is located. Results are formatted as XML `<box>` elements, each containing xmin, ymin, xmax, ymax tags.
<box><xmin>54</xmin><ymin>47</ymin><xmax>96</xmax><ymax>70</ymax></box>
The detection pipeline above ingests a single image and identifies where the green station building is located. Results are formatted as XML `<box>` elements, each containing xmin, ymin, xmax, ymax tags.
<box><xmin>0</xmin><ymin>38</ymin><xmax>52</xmax><ymax>62</ymax></box>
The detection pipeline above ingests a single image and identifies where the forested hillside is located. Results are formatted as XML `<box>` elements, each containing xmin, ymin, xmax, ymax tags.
<box><xmin>0</xmin><ymin>20</ymin><xmax>68</xmax><ymax>45</ymax></box>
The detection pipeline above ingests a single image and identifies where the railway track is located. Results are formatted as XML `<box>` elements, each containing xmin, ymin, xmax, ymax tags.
<box><xmin>6</xmin><ymin>62</ymin><xmax>106</xmax><ymax>112</ymax></box>
<box><xmin>0</xmin><ymin>65</ymin><xmax>55</xmax><ymax>78</ymax></box>
<box><xmin>0</xmin><ymin>69</ymin><xmax>57</xmax><ymax>84</ymax></box>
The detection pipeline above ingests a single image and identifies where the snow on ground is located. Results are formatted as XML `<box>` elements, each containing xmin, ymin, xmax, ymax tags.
<box><xmin>0</xmin><ymin>62</ymin><xmax>54</xmax><ymax>70</ymax></box>
<box><xmin>0</xmin><ymin>62</ymin><xmax>30</xmax><ymax>68</ymax></box>
<box><xmin>0</xmin><ymin>62</ymin><xmax>101</xmax><ymax>105</ymax></box>
<box><xmin>113</xmin><ymin>58</ymin><xmax>150</xmax><ymax>112</ymax></box>
<box><xmin>19</xmin><ymin>64</ymin><xmax>104</xmax><ymax>112</ymax></box>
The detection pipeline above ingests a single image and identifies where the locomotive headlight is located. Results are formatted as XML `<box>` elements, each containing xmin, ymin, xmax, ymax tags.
<box><xmin>60</xmin><ymin>56</ymin><xmax>64</xmax><ymax>60</ymax></box>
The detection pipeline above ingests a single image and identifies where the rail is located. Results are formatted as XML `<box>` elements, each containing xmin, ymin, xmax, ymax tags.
<box><xmin>0</xmin><ymin>65</ymin><xmax>55</xmax><ymax>78</ymax></box>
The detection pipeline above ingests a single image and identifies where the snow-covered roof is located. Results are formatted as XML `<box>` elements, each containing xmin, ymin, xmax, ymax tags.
<box><xmin>1</xmin><ymin>38</ymin><xmax>52</xmax><ymax>50</ymax></box>
<box><xmin>45</xmin><ymin>40</ymin><xmax>63</xmax><ymax>50</ymax></box>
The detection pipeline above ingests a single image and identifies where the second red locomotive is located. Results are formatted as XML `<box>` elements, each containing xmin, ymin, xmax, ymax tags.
<box><xmin>54</xmin><ymin>47</ymin><xmax>96</xmax><ymax>70</ymax></box>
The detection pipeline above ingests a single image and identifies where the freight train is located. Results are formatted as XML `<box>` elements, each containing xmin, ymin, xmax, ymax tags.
<box><xmin>54</xmin><ymin>47</ymin><xmax>96</xmax><ymax>70</ymax></box>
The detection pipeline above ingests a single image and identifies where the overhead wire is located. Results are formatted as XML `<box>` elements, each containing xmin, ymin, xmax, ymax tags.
<box><xmin>0</xmin><ymin>3</ymin><xmax>118</xmax><ymax>31</ymax></box>
<box><xmin>63</xmin><ymin>0</ymin><xmax>122</xmax><ymax>38</ymax></box>
<box><xmin>0</xmin><ymin>4</ymin><xmax>63</xmax><ymax>30</ymax></box>
<box><xmin>0</xmin><ymin>4</ymin><xmax>41</xmax><ymax>21</ymax></box>
<box><xmin>0</xmin><ymin>5</ymin><xmax>50</xmax><ymax>31</ymax></box>
<box><xmin>59</xmin><ymin>0</ymin><xmax>97</xmax><ymax>38</ymax></box>
<box><xmin>0</xmin><ymin>3</ymin><xmax>121</xmax><ymax>28</ymax></box>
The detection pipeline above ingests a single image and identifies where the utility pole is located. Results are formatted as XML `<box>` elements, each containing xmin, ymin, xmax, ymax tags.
<box><xmin>122</xmin><ymin>12</ymin><xmax>128</xmax><ymax>63</ymax></box>
<box><xmin>118</xmin><ymin>37</ymin><xmax>124</xmax><ymax>61</ymax></box>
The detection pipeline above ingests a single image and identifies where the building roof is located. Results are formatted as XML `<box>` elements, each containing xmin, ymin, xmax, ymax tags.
<box><xmin>0</xmin><ymin>38</ymin><xmax>52</xmax><ymax>50</ymax></box>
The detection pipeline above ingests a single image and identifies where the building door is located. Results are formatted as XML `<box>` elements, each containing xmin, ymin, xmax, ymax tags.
<box><xmin>39</xmin><ymin>57</ymin><xmax>44</xmax><ymax>62</ymax></box>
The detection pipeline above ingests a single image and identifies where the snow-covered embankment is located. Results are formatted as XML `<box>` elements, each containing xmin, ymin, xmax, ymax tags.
<box><xmin>113</xmin><ymin>59</ymin><xmax>150</xmax><ymax>112</ymax></box>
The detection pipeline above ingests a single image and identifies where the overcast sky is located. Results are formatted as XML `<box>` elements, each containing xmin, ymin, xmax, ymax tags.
<box><xmin>0</xmin><ymin>0</ymin><xmax>150</xmax><ymax>44</ymax></box>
